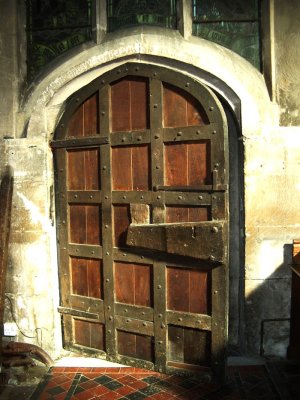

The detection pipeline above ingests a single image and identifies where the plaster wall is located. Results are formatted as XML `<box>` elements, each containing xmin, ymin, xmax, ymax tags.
<box><xmin>1</xmin><ymin>9</ymin><xmax>300</xmax><ymax>361</ymax></box>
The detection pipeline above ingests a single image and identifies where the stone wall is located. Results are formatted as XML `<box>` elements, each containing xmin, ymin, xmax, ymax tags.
<box><xmin>1</xmin><ymin>137</ymin><xmax>62</xmax><ymax>358</ymax></box>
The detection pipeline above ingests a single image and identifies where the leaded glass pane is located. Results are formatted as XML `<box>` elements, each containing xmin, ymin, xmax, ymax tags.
<box><xmin>192</xmin><ymin>0</ymin><xmax>261</xmax><ymax>70</ymax></box>
<box><xmin>27</xmin><ymin>0</ymin><xmax>92</xmax><ymax>80</ymax></box>
<box><xmin>107</xmin><ymin>0</ymin><xmax>177</xmax><ymax>32</ymax></box>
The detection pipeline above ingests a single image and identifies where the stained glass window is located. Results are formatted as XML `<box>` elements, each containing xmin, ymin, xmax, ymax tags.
<box><xmin>107</xmin><ymin>0</ymin><xmax>177</xmax><ymax>32</ymax></box>
<box><xmin>192</xmin><ymin>0</ymin><xmax>261</xmax><ymax>70</ymax></box>
<box><xmin>26</xmin><ymin>0</ymin><xmax>93</xmax><ymax>80</ymax></box>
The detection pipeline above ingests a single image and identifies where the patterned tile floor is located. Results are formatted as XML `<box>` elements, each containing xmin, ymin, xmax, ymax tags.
<box><xmin>28</xmin><ymin>365</ymin><xmax>279</xmax><ymax>400</ymax></box>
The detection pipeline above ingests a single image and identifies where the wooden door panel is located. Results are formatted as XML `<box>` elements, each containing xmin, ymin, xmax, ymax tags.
<box><xmin>115</xmin><ymin>262</ymin><xmax>153</xmax><ymax>307</ymax></box>
<box><xmin>117</xmin><ymin>330</ymin><xmax>154</xmax><ymax>362</ymax></box>
<box><xmin>67</xmin><ymin>93</ymin><xmax>99</xmax><ymax>137</ymax></box>
<box><xmin>112</xmin><ymin>145</ymin><xmax>150</xmax><ymax>191</ymax></box>
<box><xmin>54</xmin><ymin>63</ymin><xmax>228</xmax><ymax>379</ymax></box>
<box><xmin>69</xmin><ymin>204</ymin><xmax>101</xmax><ymax>245</ymax></box>
<box><xmin>71</xmin><ymin>257</ymin><xmax>103</xmax><ymax>299</ymax></box>
<box><xmin>167</xmin><ymin>267</ymin><xmax>210</xmax><ymax>314</ymax></box>
<box><xmin>165</xmin><ymin>206</ymin><xmax>210</xmax><ymax>223</ymax></box>
<box><xmin>111</xmin><ymin>77</ymin><xmax>149</xmax><ymax>132</ymax></box>
<box><xmin>67</xmin><ymin>149</ymin><xmax>100</xmax><ymax>190</ymax></box>
<box><xmin>163</xmin><ymin>83</ymin><xmax>209</xmax><ymax>127</ymax></box>
<box><xmin>168</xmin><ymin>326</ymin><xmax>210</xmax><ymax>366</ymax></box>
<box><xmin>164</xmin><ymin>142</ymin><xmax>211</xmax><ymax>186</ymax></box>
<box><xmin>74</xmin><ymin>319</ymin><xmax>105</xmax><ymax>350</ymax></box>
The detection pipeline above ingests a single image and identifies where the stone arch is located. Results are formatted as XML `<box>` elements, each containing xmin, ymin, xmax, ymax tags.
<box><xmin>22</xmin><ymin>27</ymin><xmax>275</xmax><ymax>141</ymax></box>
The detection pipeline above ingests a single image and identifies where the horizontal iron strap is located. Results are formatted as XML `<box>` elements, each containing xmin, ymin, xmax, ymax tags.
<box><xmin>163</xmin><ymin>123</ymin><xmax>219</xmax><ymax>142</ymax></box>
<box><xmin>68</xmin><ymin>244</ymin><xmax>102</xmax><ymax>259</ymax></box>
<box><xmin>115</xmin><ymin>315</ymin><xmax>154</xmax><ymax>336</ymax></box>
<box><xmin>115</xmin><ymin>303</ymin><xmax>154</xmax><ymax>322</ymax></box>
<box><xmin>50</xmin><ymin>136</ymin><xmax>109</xmax><ymax>149</ymax></box>
<box><xmin>154</xmin><ymin>185</ymin><xmax>228</xmax><ymax>192</ymax></box>
<box><xmin>167</xmin><ymin>311</ymin><xmax>212</xmax><ymax>331</ymax></box>
<box><xmin>113</xmin><ymin>248</ymin><xmax>155</xmax><ymax>265</ymax></box>
<box><xmin>112</xmin><ymin>191</ymin><xmax>214</xmax><ymax>205</ymax></box>
<box><xmin>110</xmin><ymin>130</ymin><xmax>150</xmax><ymax>146</ymax></box>
<box><xmin>58</xmin><ymin>306</ymin><xmax>99</xmax><ymax>320</ymax></box>
<box><xmin>68</xmin><ymin>191</ymin><xmax>102</xmax><ymax>203</ymax></box>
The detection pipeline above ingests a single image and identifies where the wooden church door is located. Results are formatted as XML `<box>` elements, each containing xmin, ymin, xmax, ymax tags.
<box><xmin>52</xmin><ymin>63</ymin><xmax>229</xmax><ymax>379</ymax></box>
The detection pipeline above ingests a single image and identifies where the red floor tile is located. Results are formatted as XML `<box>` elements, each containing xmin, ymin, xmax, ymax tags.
<box><xmin>115</xmin><ymin>385</ymin><xmax>136</xmax><ymax>396</ymax></box>
<box><xmin>91</xmin><ymin>385</ymin><xmax>111</xmax><ymax>396</ymax></box>
<box><xmin>98</xmin><ymin>391</ymin><xmax>123</xmax><ymax>399</ymax></box>
<box><xmin>128</xmin><ymin>380</ymin><xmax>149</xmax><ymax>390</ymax></box>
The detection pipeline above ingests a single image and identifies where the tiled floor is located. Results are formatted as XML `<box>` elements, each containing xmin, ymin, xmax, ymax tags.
<box><xmin>29</xmin><ymin>365</ymin><xmax>279</xmax><ymax>400</ymax></box>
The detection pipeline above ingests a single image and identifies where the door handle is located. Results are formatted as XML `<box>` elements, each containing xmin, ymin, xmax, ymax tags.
<box><xmin>126</xmin><ymin>221</ymin><xmax>226</xmax><ymax>263</ymax></box>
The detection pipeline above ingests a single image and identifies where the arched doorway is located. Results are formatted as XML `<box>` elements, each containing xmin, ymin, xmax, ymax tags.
<box><xmin>51</xmin><ymin>63</ymin><xmax>229</xmax><ymax>379</ymax></box>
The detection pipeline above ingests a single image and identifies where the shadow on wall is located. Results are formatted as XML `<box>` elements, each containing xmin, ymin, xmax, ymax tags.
<box><xmin>244</xmin><ymin>243</ymin><xmax>292</xmax><ymax>358</ymax></box>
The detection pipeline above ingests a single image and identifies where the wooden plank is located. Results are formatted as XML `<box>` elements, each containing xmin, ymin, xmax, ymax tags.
<box><xmin>90</xmin><ymin>321</ymin><xmax>105</xmax><ymax>350</ymax></box>
<box><xmin>188</xmin><ymin>206</ymin><xmax>209</xmax><ymax>222</ymax></box>
<box><xmin>183</xmin><ymin>328</ymin><xmax>210</xmax><ymax>365</ymax></box>
<box><xmin>164</xmin><ymin>143</ymin><xmax>188</xmax><ymax>186</ymax></box>
<box><xmin>136</xmin><ymin>334</ymin><xmax>154</xmax><ymax>362</ymax></box>
<box><xmin>134</xmin><ymin>263</ymin><xmax>152</xmax><ymax>307</ymax></box>
<box><xmin>85</xmin><ymin>148</ymin><xmax>100</xmax><ymax>190</ymax></box>
<box><xmin>167</xmin><ymin>267</ymin><xmax>189</xmax><ymax>312</ymax></box>
<box><xmin>187</xmin><ymin>94</ymin><xmax>209</xmax><ymax>126</ymax></box>
<box><xmin>131</xmin><ymin>78</ymin><xmax>149</xmax><ymax>131</ymax></box>
<box><xmin>132</xmin><ymin>145</ymin><xmax>150</xmax><ymax>190</ymax></box>
<box><xmin>115</xmin><ymin>262</ymin><xmax>135</xmax><ymax>305</ymax></box>
<box><xmin>113</xmin><ymin>204</ymin><xmax>130</xmax><ymax>247</ymax></box>
<box><xmin>67</xmin><ymin>106</ymin><xmax>84</xmax><ymax>137</ymax></box>
<box><xmin>163</xmin><ymin>83</ymin><xmax>187</xmax><ymax>127</ymax></box>
<box><xmin>86</xmin><ymin>205</ymin><xmax>101</xmax><ymax>245</ymax></box>
<box><xmin>168</xmin><ymin>325</ymin><xmax>184</xmax><ymax>363</ymax></box>
<box><xmin>117</xmin><ymin>330</ymin><xmax>136</xmax><ymax>358</ymax></box>
<box><xmin>71</xmin><ymin>257</ymin><xmax>88</xmax><ymax>297</ymax></box>
<box><xmin>87</xmin><ymin>259</ymin><xmax>103</xmax><ymax>299</ymax></box>
<box><xmin>166</xmin><ymin>206</ymin><xmax>188</xmax><ymax>223</ymax></box>
<box><xmin>83</xmin><ymin>94</ymin><xmax>98</xmax><ymax>136</ymax></box>
<box><xmin>190</xmin><ymin>269</ymin><xmax>209</xmax><ymax>314</ymax></box>
<box><xmin>115</xmin><ymin>262</ymin><xmax>152</xmax><ymax>307</ymax></box>
<box><xmin>188</xmin><ymin>142</ymin><xmax>210</xmax><ymax>185</ymax></box>
<box><xmin>112</xmin><ymin>146</ymin><xmax>132</xmax><ymax>190</ymax></box>
<box><xmin>111</xmin><ymin>78</ymin><xmax>131</xmax><ymax>132</ymax></box>
<box><xmin>67</xmin><ymin>150</ymin><xmax>85</xmax><ymax>190</ymax></box>
<box><xmin>69</xmin><ymin>205</ymin><xmax>86</xmax><ymax>244</ymax></box>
